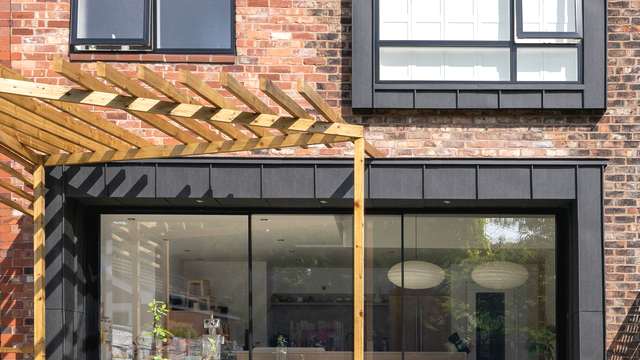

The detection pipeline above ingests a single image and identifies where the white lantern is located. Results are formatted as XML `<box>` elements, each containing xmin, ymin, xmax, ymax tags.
<box><xmin>387</xmin><ymin>260</ymin><xmax>445</xmax><ymax>289</ymax></box>
<box><xmin>471</xmin><ymin>261</ymin><xmax>529</xmax><ymax>290</ymax></box>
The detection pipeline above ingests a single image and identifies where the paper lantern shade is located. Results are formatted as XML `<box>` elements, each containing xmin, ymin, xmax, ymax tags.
<box><xmin>471</xmin><ymin>261</ymin><xmax>529</xmax><ymax>290</ymax></box>
<box><xmin>387</xmin><ymin>260</ymin><xmax>445</xmax><ymax>289</ymax></box>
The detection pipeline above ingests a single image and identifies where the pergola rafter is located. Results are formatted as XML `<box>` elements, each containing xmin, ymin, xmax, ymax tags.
<box><xmin>0</xmin><ymin>59</ymin><xmax>378</xmax><ymax>360</ymax></box>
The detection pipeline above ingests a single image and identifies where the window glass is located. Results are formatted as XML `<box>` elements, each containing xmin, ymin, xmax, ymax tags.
<box><xmin>380</xmin><ymin>47</ymin><xmax>510</xmax><ymax>81</ymax></box>
<box><xmin>522</xmin><ymin>0</ymin><xmax>577</xmax><ymax>33</ymax></box>
<box><xmin>364</xmin><ymin>216</ymin><xmax>402</xmax><ymax>360</ymax></box>
<box><xmin>517</xmin><ymin>47</ymin><xmax>578</xmax><ymax>81</ymax></box>
<box><xmin>251</xmin><ymin>214</ymin><xmax>354</xmax><ymax>357</ymax></box>
<box><xmin>401</xmin><ymin>215</ymin><xmax>556</xmax><ymax>359</ymax></box>
<box><xmin>379</xmin><ymin>0</ymin><xmax>509</xmax><ymax>41</ymax></box>
<box><xmin>75</xmin><ymin>0</ymin><xmax>146</xmax><ymax>40</ymax></box>
<box><xmin>100</xmin><ymin>215</ymin><xmax>249</xmax><ymax>360</ymax></box>
<box><xmin>157</xmin><ymin>0</ymin><xmax>232</xmax><ymax>50</ymax></box>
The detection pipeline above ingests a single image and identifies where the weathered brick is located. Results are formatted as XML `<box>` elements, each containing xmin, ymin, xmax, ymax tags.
<box><xmin>0</xmin><ymin>0</ymin><xmax>635</xmax><ymax>358</ymax></box>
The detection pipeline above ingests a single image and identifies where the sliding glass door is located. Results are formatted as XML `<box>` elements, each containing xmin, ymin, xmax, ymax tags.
<box><xmin>100</xmin><ymin>213</ymin><xmax>556</xmax><ymax>360</ymax></box>
<box><xmin>100</xmin><ymin>215</ymin><xmax>250</xmax><ymax>360</ymax></box>
<box><xmin>100</xmin><ymin>214</ymin><xmax>354</xmax><ymax>360</ymax></box>
<box><xmin>364</xmin><ymin>215</ymin><xmax>557</xmax><ymax>360</ymax></box>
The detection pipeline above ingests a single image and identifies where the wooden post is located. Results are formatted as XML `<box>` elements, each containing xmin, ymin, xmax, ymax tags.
<box><xmin>33</xmin><ymin>164</ymin><xmax>45</xmax><ymax>360</ymax></box>
<box><xmin>353</xmin><ymin>138</ymin><xmax>365</xmax><ymax>360</ymax></box>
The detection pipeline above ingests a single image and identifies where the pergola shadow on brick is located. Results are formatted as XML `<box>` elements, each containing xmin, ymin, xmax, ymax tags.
<box><xmin>0</xmin><ymin>57</ymin><xmax>379</xmax><ymax>359</ymax></box>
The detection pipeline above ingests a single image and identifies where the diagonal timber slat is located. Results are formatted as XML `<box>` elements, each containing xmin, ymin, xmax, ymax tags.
<box><xmin>177</xmin><ymin>70</ymin><xmax>250</xmax><ymax>140</ymax></box>
<box><xmin>46</xmin><ymin>133</ymin><xmax>352</xmax><ymax>166</ymax></box>
<box><xmin>0</xmin><ymin>65</ymin><xmax>150</xmax><ymax>148</ymax></box>
<box><xmin>99</xmin><ymin>63</ymin><xmax>224</xmax><ymax>142</ymax></box>
<box><xmin>52</xmin><ymin>58</ymin><xmax>200</xmax><ymax>144</ymax></box>
<box><xmin>0</xmin><ymin>78</ymin><xmax>364</xmax><ymax>138</ymax></box>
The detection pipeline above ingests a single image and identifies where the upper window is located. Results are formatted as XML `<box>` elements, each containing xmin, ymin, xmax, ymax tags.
<box><xmin>377</xmin><ymin>0</ymin><xmax>581</xmax><ymax>83</ymax></box>
<box><xmin>71</xmin><ymin>0</ymin><xmax>234</xmax><ymax>54</ymax></box>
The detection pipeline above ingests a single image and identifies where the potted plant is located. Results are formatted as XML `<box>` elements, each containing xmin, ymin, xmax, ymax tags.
<box><xmin>147</xmin><ymin>300</ymin><xmax>172</xmax><ymax>360</ymax></box>
<box><xmin>276</xmin><ymin>335</ymin><xmax>288</xmax><ymax>360</ymax></box>
<box><xmin>528</xmin><ymin>325</ymin><xmax>556</xmax><ymax>360</ymax></box>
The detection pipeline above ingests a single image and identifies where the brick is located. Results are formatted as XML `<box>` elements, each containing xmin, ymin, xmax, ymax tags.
<box><xmin>0</xmin><ymin>0</ymin><xmax>635</xmax><ymax>358</ymax></box>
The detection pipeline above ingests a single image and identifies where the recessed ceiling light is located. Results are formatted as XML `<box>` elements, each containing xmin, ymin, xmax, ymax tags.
<box><xmin>195</xmin><ymin>199</ymin><xmax>205</xmax><ymax>204</ymax></box>
<box><xmin>443</xmin><ymin>200</ymin><xmax>451</xmax><ymax>205</ymax></box>
<box><xmin>265</xmin><ymin>229</ymin><xmax>270</xmax><ymax>232</ymax></box>
<box><xmin>319</xmin><ymin>200</ymin><xmax>328</xmax><ymax>204</ymax></box>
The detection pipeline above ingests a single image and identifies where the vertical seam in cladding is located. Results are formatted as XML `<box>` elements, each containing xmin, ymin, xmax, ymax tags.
<box><xmin>475</xmin><ymin>165</ymin><xmax>479</xmax><ymax>199</ymax></box>
<box><xmin>313</xmin><ymin>163</ymin><xmax>318</xmax><ymax>200</ymax></box>
<box><xmin>208</xmin><ymin>163</ymin><xmax>213</xmax><ymax>198</ymax></box>
<box><xmin>153</xmin><ymin>163</ymin><xmax>158</xmax><ymax>199</ymax></box>
<box><xmin>259</xmin><ymin>164</ymin><xmax>263</xmax><ymax>199</ymax></box>
<box><xmin>529</xmin><ymin>165</ymin><xmax>534</xmax><ymax>199</ymax></box>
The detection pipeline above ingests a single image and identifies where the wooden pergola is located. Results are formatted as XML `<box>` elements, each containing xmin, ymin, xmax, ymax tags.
<box><xmin>0</xmin><ymin>57</ymin><xmax>379</xmax><ymax>359</ymax></box>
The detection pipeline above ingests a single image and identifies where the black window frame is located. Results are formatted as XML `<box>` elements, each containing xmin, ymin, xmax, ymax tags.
<box><xmin>43</xmin><ymin>158</ymin><xmax>606</xmax><ymax>360</ymax></box>
<box><xmin>69</xmin><ymin>0</ymin><xmax>236</xmax><ymax>55</ymax></box>
<box><xmin>515</xmin><ymin>0</ymin><xmax>583</xmax><ymax>39</ymax></box>
<box><xmin>352</xmin><ymin>0</ymin><xmax>606</xmax><ymax>109</ymax></box>
<box><xmin>374</xmin><ymin>0</ymin><xmax>583</xmax><ymax>85</ymax></box>
<box><xmin>70</xmin><ymin>0</ymin><xmax>152</xmax><ymax>47</ymax></box>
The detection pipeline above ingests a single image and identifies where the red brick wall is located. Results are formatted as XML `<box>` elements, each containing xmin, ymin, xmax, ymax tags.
<box><xmin>0</xmin><ymin>0</ymin><xmax>637</xmax><ymax>358</ymax></box>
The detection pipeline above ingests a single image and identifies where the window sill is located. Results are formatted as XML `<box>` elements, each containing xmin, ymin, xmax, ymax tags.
<box><xmin>68</xmin><ymin>53</ymin><xmax>236</xmax><ymax>64</ymax></box>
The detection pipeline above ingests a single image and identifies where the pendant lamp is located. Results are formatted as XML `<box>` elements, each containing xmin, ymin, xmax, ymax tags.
<box><xmin>471</xmin><ymin>261</ymin><xmax>529</xmax><ymax>290</ymax></box>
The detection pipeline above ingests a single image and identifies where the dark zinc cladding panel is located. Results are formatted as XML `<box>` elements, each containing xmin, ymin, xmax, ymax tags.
<box><xmin>351</xmin><ymin>0</ymin><xmax>373</xmax><ymax>108</ymax></box>
<box><xmin>156</xmin><ymin>164</ymin><xmax>210</xmax><ymax>198</ymax></box>
<box><xmin>262</xmin><ymin>165</ymin><xmax>315</xmax><ymax>198</ymax></box>
<box><xmin>45</xmin><ymin>167</ymin><xmax>64</xmax><ymax>311</ymax></box>
<box><xmin>577</xmin><ymin>166</ymin><xmax>604</xmax><ymax>312</ymax></box>
<box><xmin>543</xmin><ymin>91</ymin><xmax>583</xmax><ymax>108</ymax></box>
<box><xmin>499</xmin><ymin>91</ymin><xmax>542</xmax><ymax>108</ymax></box>
<box><xmin>582</xmin><ymin>0</ymin><xmax>607</xmax><ymax>108</ymax></box>
<box><xmin>369</xmin><ymin>165</ymin><xmax>422</xmax><ymax>199</ymax></box>
<box><xmin>106</xmin><ymin>164</ymin><xmax>156</xmax><ymax>198</ymax></box>
<box><xmin>415</xmin><ymin>91</ymin><xmax>457</xmax><ymax>108</ymax></box>
<box><xmin>64</xmin><ymin>165</ymin><xmax>106</xmax><ymax>198</ymax></box>
<box><xmin>532</xmin><ymin>166</ymin><xmax>576</xmax><ymax>199</ymax></box>
<box><xmin>315</xmin><ymin>165</ymin><xmax>355</xmax><ymax>199</ymax></box>
<box><xmin>373</xmin><ymin>91</ymin><xmax>414</xmax><ymax>108</ymax></box>
<box><xmin>424</xmin><ymin>166</ymin><xmax>476</xmax><ymax>199</ymax></box>
<box><xmin>211</xmin><ymin>164</ymin><xmax>261</xmax><ymax>199</ymax></box>
<box><xmin>574</xmin><ymin>311</ymin><xmax>605</xmax><ymax>360</ymax></box>
<box><xmin>478</xmin><ymin>166</ymin><xmax>531</xmax><ymax>199</ymax></box>
<box><xmin>458</xmin><ymin>91</ymin><xmax>499</xmax><ymax>109</ymax></box>
<box><xmin>46</xmin><ymin>310</ymin><xmax>64</xmax><ymax>359</ymax></box>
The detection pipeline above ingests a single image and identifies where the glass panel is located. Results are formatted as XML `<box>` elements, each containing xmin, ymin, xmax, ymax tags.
<box><xmin>364</xmin><ymin>216</ymin><xmax>402</xmax><ymax>360</ymax></box>
<box><xmin>75</xmin><ymin>0</ymin><xmax>146</xmax><ymax>40</ymax></box>
<box><xmin>522</xmin><ymin>0</ymin><xmax>577</xmax><ymax>33</ymax></box>
<box><xmin>157</xmin><ymin>0</ymin><xmax>232</xmax><ymax>50</ymax></box>
<box><xmin>100</xmin><ymin>215</ymin><xmax>249</xmax><ymax>360</ymax></box>
<box><xmin>400</xmin><ymin>215</ymin><xmax>556</xmax><ymax>360</ymax></box>
<box><xmin>379</xmin><ymin>0</ymin><xmax>509</xmax><ymax>40</ymax></box>
<box><xmin>517</xmin><ymin>47</ymin><xmax>578</xmax><ymax>81</ymax></box>
<box><xmin>252</xmin><ymin>214</ymin><xmax>354</xmax><ymax>360</ymax></box>
<box><xmin>380</xmin><ymin>47</ymin><xmax>510</xmax><ymax>81</ymax></box>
